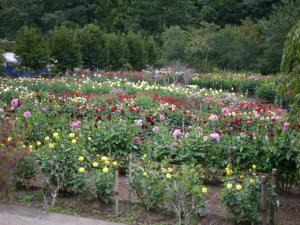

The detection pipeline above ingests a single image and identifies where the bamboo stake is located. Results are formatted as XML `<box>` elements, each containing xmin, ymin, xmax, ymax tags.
<box><xmin>128</xmin><ymin>153</ymin><xmax>133</xmax><ymax>203</ymax></box>
<box><xmin>261</xmin><ymin>175</ymin><xmax>268</xmax><ymax>225</ymax></box>
<box><xmin>271</xmin><ymin>169</ymin><xmax>278</xmax><ymax>225</ymax></box>
<box><xmin>114</xmin><ymin>169</ymin><xmax>119</xmax><ymax>217</ymax></box>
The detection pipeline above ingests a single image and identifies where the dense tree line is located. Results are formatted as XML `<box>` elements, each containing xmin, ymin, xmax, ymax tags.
<box><xmin>1</xmin><ymin>0</ymin><xmax>300</xmax><ymax>73</ymax></box>
<box><xmin>0</xmin><ymin>0</ymin><xmax>283</xmax><ymax>37</ymax></box>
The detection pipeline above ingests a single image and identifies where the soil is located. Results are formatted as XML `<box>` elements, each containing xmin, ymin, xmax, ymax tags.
<box><xmin>1</xmin><ymin>176</ymin><xmax>300</xmax><ymax>225</ymax></box>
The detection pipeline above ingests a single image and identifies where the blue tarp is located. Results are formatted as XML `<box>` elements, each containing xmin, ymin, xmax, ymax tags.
<box><xmin>4</xmin><ymin>66</ymin><xmax>49</xmax><ymax>77</ymax></box>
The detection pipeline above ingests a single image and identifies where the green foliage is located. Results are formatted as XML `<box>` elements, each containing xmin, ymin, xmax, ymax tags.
<box><xmin>126</xmin><ymin>32</ymin><xmax>147</xmax><ymax>70</ymax></box>
<box><xmin>222</xmin><ymin>173</ymin><xmax>261</xmax><ymax>224</ymax></box>
<box><xmin>161</xmin><ymin>26</ymin><xmax>188</xmax><ymax>64</ymax></box>
<box><xmin>49</xmin><ymin>26</ymin><xmax>82</xmax><ymax>72</ymax></box>
<box><xmin>92</xmin><ymin>170</ymin><xmax>115</xmax><ymax>204</ymax></box>
<box><xmin>144</xmin><ymin>35</ymin><xmax>160</xmax><ymax>66</ymax></box>
<box><xmin>255</xmin><ymin>82</ymin><xmax>276</xmax><ymax>103</ymax></box>
<box><xmin>91</xmin><ymin>119</ymin><xmax>138</xmax><ymax>158</ymax></box>
<box><xmin>131</xmin><ymin>165</ymin><xmax>165</xmax><ymax>211</ymax></box>
<box><xmin>200</xmin><ymin>0</ymin><xmax>280</xmax><ymax>26</ymax></box>
<box><xmin>95</xmin><ymin>0</ymin><xmax>129</xmax><ymax>32</ymax></box>
<box><xmin>78</xmin><ymin>24</ymin><xmax>105</xmax><ymax>69</ymax></box>
<box><xmin>15</xmin><ymin>157</ymin><xmax>36</xmax><ymax>182</ymax></box>
<box><xmin>104</xmin><ymin>33</ymin><xmax>128</xmax><ymax>70</ymax></box>
<box><xmin>127</xmin><ymin>0</ymin><xmax>197</xmax><ymax>33</ymax></box>
<box><xmin>131</xmin><ymin>163</ymin><xmax>207</xmax><ymax>224</ymax></box>
<box><xmin>210</xmin><ymin>19</ymin><xmax>261</xmax><ymax>70</ymax></box>
<box><xmin>33</xmin><ymin>132</ymin><xmax>86</xmax><ymax>207</ymax></box>
<box><xmin>0</xmin><ymin>49</ymin><xmax>4</xmax><ymax>74</ymax></box>
<box><xmin>281</xmin><ymin>20</ymin><xmax>300</xmax><ymax>112</ymax></box>
<box><xmin>14</xmin><ymin>26</ymin><xmax>50</xmax><ymax>70</ymax></box>
<box><xmin>259</xmin><ymin>0</ymin><xmax>300</xmax><ymax>74</ymax></box>
<box><xmin>185</xmin><ymin>23</ymin><xmax>219</xmax><ymax>71</ymax></box>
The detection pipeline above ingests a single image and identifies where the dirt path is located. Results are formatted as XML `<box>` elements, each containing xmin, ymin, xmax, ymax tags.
<box><xmin>0</xmin><ymin>204</ymin><xmax>123</xmax><ymax>225</ymax></box>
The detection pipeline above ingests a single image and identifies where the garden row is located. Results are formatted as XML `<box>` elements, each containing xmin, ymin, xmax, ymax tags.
<box><xmin>0</xmin><ymin>76</ymin><xmax>299</xmax><ymax>224</ymax></box>
<box><xmin>189</xmin><ymin>73</ymin><xmax>278</xmax><ymax>104</ymax></box>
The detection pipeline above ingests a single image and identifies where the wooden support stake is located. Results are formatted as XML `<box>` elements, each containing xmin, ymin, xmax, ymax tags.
<box><xmin>128</xmin><ymin>153</ymin><xmax>133</xmax><ymax>203</ymax></box>
<box><xmin>114</xmin><ymin>169</ymin><xmax>119</xmax><ymax>217</ymax></box>
<box><xmin>261</xmin><ymin>175</ymin><xmax>268</xmax><ymax>225</ymax></box>
<box><xmin>271</xmin><ymin>169</ymin><xmax>278</xmax><ymax>225</ymax></box>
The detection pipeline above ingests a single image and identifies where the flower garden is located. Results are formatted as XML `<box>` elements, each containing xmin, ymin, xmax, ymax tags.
<box><xmin>0</xmin><ymin>73</ymin><xmax>299</xmax><ymax>225</ymax></box>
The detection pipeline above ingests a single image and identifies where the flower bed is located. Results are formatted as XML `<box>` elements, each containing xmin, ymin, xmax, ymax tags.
<box><xmin>0</xmin><ymin>76</ymin><xmax>299</xmax><ymax>224</ymax></box>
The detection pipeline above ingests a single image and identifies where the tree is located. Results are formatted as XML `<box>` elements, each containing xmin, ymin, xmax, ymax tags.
<box><xmin>200</xmin><ymin>0</ymin><xmax>245</xmax><ymax>26</ymax></box>
<box><xmin>281</xmin><ymin>21</ymin><xmax>300</xmax><ymax>112</ymax></box>
<box><xmin>144</xmin><ymin>35</ymin><xmax>160</xmax><ymax>66</ymax></box>
<box><xmin>95</xmin><ymin>0</ymin><xmax>130</xmax><ymax>32</ymax></box>
<box><xmin>259</xmin><ymin>0</ymin><xmax>300</xmax><ymax>74</ymax></box>
<box><xmin>14</xmin><ymin>26</ymin><xmax>50</xmax><ymax>70</ymax></box>
<box><xmin>49</xmin><ymin>26</ymin><xmax>82</xmax><ymax>72</ymax></box>
<box><xmin>209</xmin><ymin>19</ymin><xmax>261</xmax><ymax>71</ymax></box>
<box><xmin>127</xmin><ymin>0</ymin><xmax>197</xmax><ymax>33</ymax></box>
<box><xmin>161</xmin><ymin>26</ymin><xmax>189</xmax><ymax>64</ymax></box>
<box><xmin>126</xmin><ymin>32</ymin><xmax>146</xmax><ymax>70</ymax></box>
<box><xmin>200</xmin><ymin>0</ymin><xmax>281</xmax><ymax>26</ymax></box>
<box><xmin>104</xmin><ymin>33</ymin><xmax>128</xmax><ymax>70</ymax></box>
<box><xmin>0</xmin><ymin>0</ymin><xmax>45</xmax><ymax>38</ymax></box>
<box><xmin>78</xmin><ymin>24</ymin><xmax>106</xmax><ymax>69</ymax></box>
<box><xmin>185</xmin><ymin>23</ymin><xmax>219</xmax><ymax>71</ymax></box>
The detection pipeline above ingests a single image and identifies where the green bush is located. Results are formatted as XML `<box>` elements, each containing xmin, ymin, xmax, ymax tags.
<box><xmin>104</xmin><ymin>33</ymin><xmax>129</xmax><ymax>70</ymax></box>
<box><xmin>258</xmin><ymin>0</ymin><xmax>300</xmax><ymax>74</ymax></box>
<box><xmin>78</xmin><ymin>24</ymin><xmax>106</xmax><ymax>70</ymax></box>
<box><xmin>255</xmin><ymin>83</ymin><xmax>276</xmax><ymax>103</ymax></box>
<box><xmin>15</xmin><ymin>26</ymin><xmax>50</xmax><ymax>70</ymax></box>
<box><xmin>144</xmin><ymin>35</ymin><xmax>160</xmax><ymax>66</ymax></box>
<box><xmin>92</xmin><ymin>170</ymin><xmax>115</xmax><ymax>204</ymax></box>
<box><xmin>161</xmin><ymin>26</ymin><xmax>188</xmax><ymax>64</ymax></box>
<box><xmin>131</xmin><ymin>162</ymin><xmax>207</xmax><ymax>224</ymax></box>
<box><xmin>49</xmin><ymin>26</ymin><xmax>82</xmax><ymax>73</ymax></box>
<box><xmin>281</xmin><ymin>20</ymin><xmax>300</xmax><ymax>113</ymax></box>
<box><xmin>131</xmin><ymin>165</ymin><xmax>165</xmax><ymax>210</ymax></box>
<box><xmin>210</xmin><ymin>19</ymin><xmax>261</xmax><ymax>71</ymax></box>
<box><xmin>126</xmin><ymin>32</ymin><xmax>147</xmax><ymax>70</ymax></box>
<box><xmin>222</xmin><ymin>173</ymin><xmax>261</xmax><ymax>224</ymax></box>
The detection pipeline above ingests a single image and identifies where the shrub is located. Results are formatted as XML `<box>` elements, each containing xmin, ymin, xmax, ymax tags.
<box><xmin>126</xmin><ymin>32</ymin><xmax>147</xmax><ymax>70</ymax></box>
<box><xmin>131</xmin><ymin>165</ymin><xmax>165</xmax><ymax>210</ymax></box>
<box><xmin>49</xmin><ymin>26</ymin><xmax>82</xmax><ymax>73</ymax></box>
<box><xmin>161</xmin><ymin>26</ymin><xmax>188</xmax><ymax>64</ymax></box>
<box><xmin>255</xmin><ymin>83</ymin><xmax>276</xmax><ymax>103</ymax></box>
<box><xmin>210</xmin><ymin>19</ymin><xmax>261</xmax><ymax>71</ymax></box>
<box><xmin>33</xmin><ymin>132</ymin><xmax>86</xmax><ymax>207</ymax></box>
<box><xmin>144</xmin><ymin>35</ymin><xmax>160</xmax><ymax>66</ymax></box>
<box><xmin>185</xmin><ymin>23</ymin><xmax>218</xmax><ymax>71</ymax></box>
<box><xmin>131</xmin><ymin>162</ymin><xmax>207</xmax><ymax>224</ymax></box>
<box><xmin>222</xmin><ymin>171</ymin><xmax>261</xmax><ymax>224</ymax></box>
<box><xmin>281</xmin><ymin>20</ymin><xmax>300</xmax><ymax>113</ymax></box>
<box><xmin>15</xmin><ymin>26</ymin><xmax>50</xmax><ymax>70</ymax></box>
<box><xmin>258</xmin><ymin>0</ymin><xmax>300</xmax><ymax>74</ymax></box>
<box><xmin>104</xmin><ymin>33</ymin><xmax>128</xmax><ymax>70</ymax></box>
<box><xmin>78</xmin><ymin>24</ymin><xmax>106</xmax><ymax>70</ymax></box>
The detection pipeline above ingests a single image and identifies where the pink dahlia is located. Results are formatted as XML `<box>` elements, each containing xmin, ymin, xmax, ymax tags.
<box><xmin>209</xmin><ymin>114</ymin><xmax>219</xmax><ymax>122</ymax></box>
<box><xmin>282</xmin><ymin>122</ymin><xmax>289</xmax><ymax>132</ymax></box>
<box><xmin>11</xmin><ymin>99</ymin><xmax>19</xmax><ymax>108</ymax></box>
<box><xmin>210</xmin><ymin>133</ymin><xmax>220</xmax><ymax>142</ymax></box>
<box><xmin>23</xmin><ymin>111</ymin><xmax>32</xmax><ymax>119</ymax></box>
<box><xmin>172</xmin><ymin>129</ymin><xmax>181</xmax><ymax>139</ymax></box>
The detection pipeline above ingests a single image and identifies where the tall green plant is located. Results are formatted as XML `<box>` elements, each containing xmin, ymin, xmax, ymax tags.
<box><xmin>78</xmin><ymin>24</ymin><xmax>106</xmax><ymax>70</ymax></box>
<box><xmin>281</xmin><ymin>20</ymin><xmax>300</xmax><ymax>113</ymax></box>
<box><xmin>15</xmin><ymin>26</ymin><xmax>50</xmax><ymax>70</ymax></box>
<box><xmin>49</xmin><ymin>25</ymin><xmax>82</xmax><ymax>73</ymax></box>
